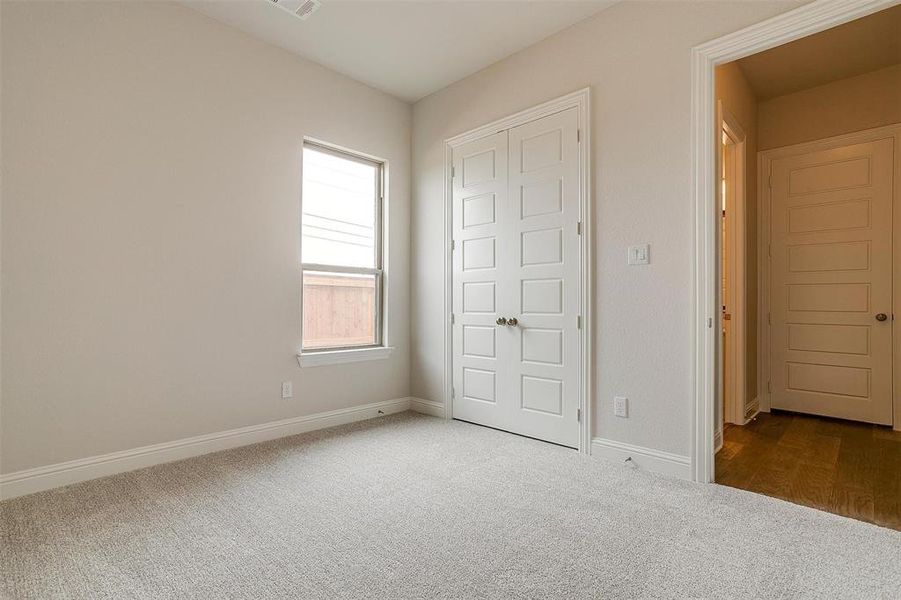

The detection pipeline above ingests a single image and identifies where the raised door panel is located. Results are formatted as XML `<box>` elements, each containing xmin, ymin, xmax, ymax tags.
<box><xmin>788</xmin><ymin>323</ymin><xmax>869</xmax><ymax>355</ymax></box>
<box><xmin>462</xmin><ymin>237</ymin><xmax>496</xmax><ymax>271</ymax></box>
<box><xmin>521</xmin><ymin>375</ymin><xmax>564</xmax><ymax>416</ymax></box>
<box><xmin>521</xmin><ymin>328</ymin><xmax>564</xmax><ymax>366</ymax></box>
<box><xmin>463</xmin><ymin>193</ymin><xmax>496</xmax><ymax>229</ymax></box>
<box><xmin>788</xmin><ymin>241</ymin><xmax>870</xmax><ymax>272</ymax></box>
<box><xmin>462</xmin><ymin>281</ymin><xmax>496</xmax><ymax>315</ymax></box>
<box><xmin>521</xmin><ymin>278</ymin><xmax>564</xmax><ymax>315</ymax></box>
<box><xmin>463</xmin><ymin>368</ymin><xmax>496</xmax><ymax>404</ymax></box>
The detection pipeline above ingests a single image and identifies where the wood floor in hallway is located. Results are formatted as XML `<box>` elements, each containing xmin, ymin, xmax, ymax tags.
<box><xmin>715</xmin><ymin>410</ymin><xmax>900</xmax><ymax>530</ymax></box>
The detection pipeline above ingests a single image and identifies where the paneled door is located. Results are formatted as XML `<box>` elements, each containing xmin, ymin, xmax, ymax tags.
<box><xmin>452</xmin><ymin>108</ymin><xmax>581</xmax><ymax>447</ymax></box>
<box><xmin>770</xmin><ymin>138</ymin><xmax>894</xmax><ymax>424</ymax></box>
<box><xmin>452</xmin><ymin>131</ymin><xmax>509</xmax><ymax>432</ymax></box>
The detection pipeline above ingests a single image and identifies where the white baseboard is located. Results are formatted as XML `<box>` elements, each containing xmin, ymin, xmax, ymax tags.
<box><xmin>591</xmin><ymin>437</ymin><xmax>692</xmax><ymax>481</ymax></box>
<box><xmin>0</xmin><ymin>397</ymin><xmax>413</xmax><ymax>501</ymax></box>
<box><xmin>409</xmin><ymin>397</ymin><xmax>446</xmax><ymax>418</ymax></box>
<box><xmin>745</xmin><ymin>396</ymin><xmax>761</xmax><ymax>422</ymax></box>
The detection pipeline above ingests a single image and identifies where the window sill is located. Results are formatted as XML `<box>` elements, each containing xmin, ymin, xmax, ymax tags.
<box><xmin>297</xmin><ymin>346</ymin><xmax>394</xmax><ymax>368</ymax></box>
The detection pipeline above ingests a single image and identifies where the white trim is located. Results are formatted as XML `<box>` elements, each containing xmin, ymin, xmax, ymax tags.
<box><xmin>718</xmin><ymin>104</ymin><xmax>748</xmax><ymax>428</ymax></box>
<box><xmin>757</xmin><ymin>148</ymin><xmax>772</xmax><ymax>414</ymax></box>
<box><xmin>443</xmin><ymin>141</ymin><xmax>454</xmax><ymax>423</ymax></box>
<box><xmin>758</xmin><ymin>123</ymin><xmax>901</xmax><ymax>429</ymax></box>
<box><xmin>443</xmin><ymin>88</ymin><xmax>592</xmax><ymax>454</ymax></box>
<box><xmin>0</xmin><ymin>397</ymin><xmax>413</xmax><ymax>500</ymax></box>
<box><xmin>409</xmin><ymin>397</ymin><xmax>446</xmax><ymax>418</ymax></box>
<box><xmin>297</xmin><ymin>345</ymin><xmax>393</xmax><ymax>367</ymax></box>
<box><xmin>445</xmin><ymin>89</ymin><xmax>589</xmax><ymax>148</ymax></box>
<box><xmin>301</xmin><ymin>264</ymin><xmax>381</xmax><ymax>276</ymax></box>
<box><xmin>691</xmin><ymin>0</ymin><xmax>901</xmax><ymax>484</ymax></box>
<box><xmin>746</xmin><ymin>395</ymin><xmax>761</xmax><ymax>422</ymax></box>
<box><xmin>591</xmin><ymin>438</ymin><xmax>692</xmax><ymax>481</ymax></box>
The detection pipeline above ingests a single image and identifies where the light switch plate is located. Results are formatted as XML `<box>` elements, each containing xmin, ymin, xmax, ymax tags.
<box><xmin>628</xmin><ymin>244</ymin><xmax>650</xmax><ymax>265</ymax></box>
<box><xmin>614</xmin><ymin>396</ymin><xmax>629</xmax><ymax>418</ymax></box>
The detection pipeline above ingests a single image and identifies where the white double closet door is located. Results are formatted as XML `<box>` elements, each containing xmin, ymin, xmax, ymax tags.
<box><xmin>452</xmin><ymin>107</ymin><xmax>581</xmax><ymax>448</ymax></box>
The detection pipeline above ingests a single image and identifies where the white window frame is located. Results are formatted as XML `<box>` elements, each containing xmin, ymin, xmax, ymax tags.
<box><xmin>297</xmin><ymin>140</ymin><xmax>392</xmax><ymax>367</ymax></box>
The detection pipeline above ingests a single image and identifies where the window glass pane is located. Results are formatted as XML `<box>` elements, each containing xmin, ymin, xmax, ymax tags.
<box><xmin>302</xmin><ymin>271</ymin><xmax>377</xmax><ymax>349</ymax></box>
<box><xmin>302</xmin><ymin>146</ymin><xmax>377</xmax><ymax>268</ymax></box>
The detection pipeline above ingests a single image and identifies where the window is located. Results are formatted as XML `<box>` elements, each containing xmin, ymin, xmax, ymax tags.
<box><xmin>301</xmin><ymin>142</ymin><xmax>384</xmax><ymax>354</ymax></box>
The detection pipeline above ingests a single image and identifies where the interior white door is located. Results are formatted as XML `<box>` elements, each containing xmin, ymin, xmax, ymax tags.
<box><xmin>452</xmin><ymin>108</ymin><xmax>581</xmax><ymax>448</ymax></box>
<box><xmin>769</xmin><ymin>137</ymin><xmax>894</xmax><ymax>424</ymax></box>
<box><xmin>452</xmin><ymin>131</ymin><xmax>509</xmax><ymax>432</ymax></box>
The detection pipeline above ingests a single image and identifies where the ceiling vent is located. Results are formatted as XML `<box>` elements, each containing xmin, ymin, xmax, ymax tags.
<box><xmin>268</xmin><ymin>0</ymin><xmax>322</xmax><ymax>21</ymax></box>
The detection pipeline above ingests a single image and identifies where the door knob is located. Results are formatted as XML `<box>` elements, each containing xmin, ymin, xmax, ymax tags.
<box><xmin>496</xmin><ymin>317</ymin><xmax>508</xmax><ymax>326</ymax></box>
<box><xmin>876</xmin><ymin>313</ymin><xmax>888</xmax><ymax>322</ymax></box>
<box><xmin>507</xmin><ymin>317</ymin><xmax>518</xmax><ymax>327</ymax></box>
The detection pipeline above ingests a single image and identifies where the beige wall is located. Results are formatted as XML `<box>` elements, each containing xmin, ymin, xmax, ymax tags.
<box><xmin>1</xmin><ymin>1</ymin><xmax>412</xmax><ymax>473</ymax></box>
<box><xmin>715</xmin><ymin>62</ymin><xmax>759</xmax><ymax>406</ymax></box>
<box><xmin>759</xmin><ymin>64</ymin><xmax>901</xmax><ymax>150</ymax></box>
<box><xmin>411</xmin><ymin>1</ymin><xmax>804</xmax><ymax>456</ymax></box>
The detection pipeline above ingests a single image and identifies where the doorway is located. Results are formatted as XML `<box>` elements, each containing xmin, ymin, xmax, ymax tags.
<box><xmin>692</xmin><ymin>0</ymin><xmax>901</xmax><ymax>485</ymax></box>
<box><xmin>444</xmin><ymin>90</ymin><xmax>592</xmax><ymax>452</ymax></box>
<box><xmin>719</xmin><ymin>125</ymin><xmax>900</xmax><ymax>530</ymax></box>
<box><xmin>704</xmin><ymin>1</ymin><xmax>901</xmax><ymax>528</ymax></box>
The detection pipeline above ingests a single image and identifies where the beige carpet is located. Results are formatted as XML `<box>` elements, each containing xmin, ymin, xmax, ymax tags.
<box><xmin>1</xmin><ymin>412</ymin><xmax>899</xmax><ymax>599</ymax></box>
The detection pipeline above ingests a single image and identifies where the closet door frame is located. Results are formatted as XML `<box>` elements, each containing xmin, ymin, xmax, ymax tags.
<box><xmin>443</xmin><ymin>88</ymin><xmax>592</xmax><ymax>454</ymax></box>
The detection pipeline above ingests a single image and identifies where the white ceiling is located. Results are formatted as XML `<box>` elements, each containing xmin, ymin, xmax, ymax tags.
<box><xmin>737</xmin><ymin>4</ymin><xmax>901</xmax><ymax>100</ymax></box>
<box><xmin>185</xmin><ymin>0</ymin><xmax>616</xmax><ymax>102</ymax></box>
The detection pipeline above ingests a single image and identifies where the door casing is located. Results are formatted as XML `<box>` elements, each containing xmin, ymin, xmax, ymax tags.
<box><xmin>443</xmin><ymin>88</ymin><xmax>592</xmax><ymax>454</ymax></box>
<box><xmin>716</xmin><ymin>102</ymin><xmax>750</xmax><ymax>447</ymax></box>
<box><xmin>757</xmin><ymin>124</ymin><xmax>901</xmax><ymax>426</ymax></box>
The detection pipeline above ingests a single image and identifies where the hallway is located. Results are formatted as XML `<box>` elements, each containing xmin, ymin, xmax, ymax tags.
<box><xmin>716</xmin><ymin>411</ymin><xmax>900</xmax><ymax>530</ymax></box>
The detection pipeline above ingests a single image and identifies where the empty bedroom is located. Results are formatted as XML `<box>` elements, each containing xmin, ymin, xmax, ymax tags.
<box><xmin>1</xmin><ymin>0</ymin><xmax>899</xmax><ymax>598</ymax></box>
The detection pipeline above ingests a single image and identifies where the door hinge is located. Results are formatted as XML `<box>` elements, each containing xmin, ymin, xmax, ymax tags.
<box><xmin>450</xmin><ymin>313</ymin><xmax>455</xmax><ymax>324</ymax></box>
<box><xmin>577</xmin><ymin>129</ymin><xmax>581</xmax><ymax>143</ymax></box>
<box><xmin>708</xmin><ymin>317</ymin><xmax>713</xmax><ymax>328</ymax></box>
<box><xmin>767</xmin><ymin>312</ymin><xmax>771</xmax><ymax>326</ymax></box>
<box><xmin>767</xmin><ymin>381</ymin><xmax>773</xmax><ymax>394</ymax></box>
<box><xmin>767</xmin><ymin>243</ymin><xmax>771</xmax><ymax>258</ymax></box>
<box><xmin>577</xmin><ymin>221</ymin><xmax>582</xmax><ymax>235</ymax></box>
<box><xmin>451</xmin><ymin>166</ymin><xmax>455</xmax><ymax>178</ymax></box>
<box><xmin>577</xmin><ymin>408</ymin><xmax>581</xmax><ymax>422</ymax></box>
<box><xmin>452</xmin><ymin>387</ymin><xmax>456</xmax><ymax>399</ymax></box>
<box><xmin>768</xmin><ymin>173</ymin><xmax>773</xmax><ymax>189</ymax></box>
<box><xmin>451</xmin><ymin>239</ymin><xmax>456</xmax><ymax>251</ymax></box>
<box><xmin>577</xmin><ymin>315</ymin><xmax>582</xmax><ymax>329</ymax></box>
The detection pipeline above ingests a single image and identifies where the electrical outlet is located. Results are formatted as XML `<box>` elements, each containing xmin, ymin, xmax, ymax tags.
<box><xmin>281</xmin><ymin>381</ymin><xmax>293</xmax><ymax>399</ymax></box>
<box><xmin>614</xmin><ymin>396</ymin><xmax>628</xmax><ymax>418</ymax></box>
